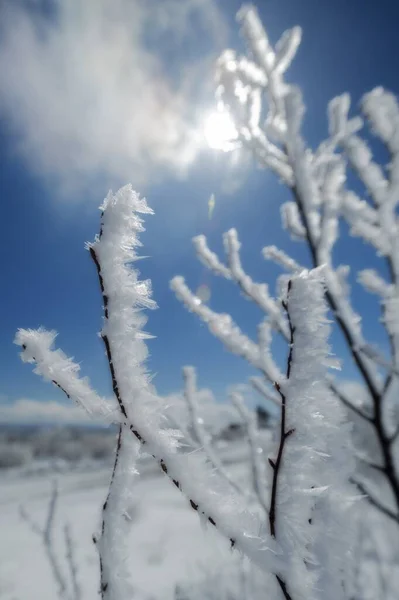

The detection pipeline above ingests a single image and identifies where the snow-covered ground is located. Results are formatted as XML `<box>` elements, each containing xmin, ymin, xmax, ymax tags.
<box><xmin>0</xmin><ymin>441</ymin><xmax>252</xmax><ymax>600</ymax></box>
<box><xmin>2</xmin><ymin>434</ymin><xmax>399</xmax><ymax>600</ymax></box>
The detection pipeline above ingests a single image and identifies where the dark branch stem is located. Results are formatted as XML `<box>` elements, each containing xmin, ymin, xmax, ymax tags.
<box><xmin>351</xmin><ymin>478</ymin><xmax>399</xmax><ymax>524</ymax></box>
<box><xmin>355</xmin><ymin>454</ymin><xmax>386</xmax><ymax>473</ymax></box>
<box><xmin>20</xmin><ymin>482</ymin><xmax>68</xmax><ymax>599</ymax></box>
<box><xmin>268</xmin><ymin>281</ymin><xmax>295</xmax><ymax>600</ymax></box>
<box><xmin>389</xmin><ymin>425</ymin><xmax>399</xmax><ymax>445</ymax></box>
<box><xmin>328</xmin><ymin>380</ymin><xmax>374</xmax><ymax>423</ymax></box>
<box><xmin>94</xmin><ymin>424</ymin><xmax>123</xmax><ymax>597</ymax></box>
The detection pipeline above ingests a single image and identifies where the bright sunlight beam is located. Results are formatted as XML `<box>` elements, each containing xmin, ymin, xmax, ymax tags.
<box><xmin>203</xmin><ymin>110</ymin><xmax>239</xmax><ymax>151</ymax></box>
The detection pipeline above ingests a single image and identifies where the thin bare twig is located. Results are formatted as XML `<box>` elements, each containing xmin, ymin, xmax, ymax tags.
<box><xmin>355</xmin><ymin>454</ymin><xmax>386</xmax><ymax>474</ymax></box>
<box><xmin>20</xmin><ymin>481</ymin><xmax>69</xmax><ymax>600</ymax></box>
<box><xmin>64</xmin><ymin>524</ymin><xmax>81</xmax><ymax>600</ymax></box>
<box><xmin>328</xmin><ymin>379</ymin><xmax>374</xmax><ymax>423</ymax></box>
<box><xmin>389</xmin><ymin>425</ymin><xmax>399</xmax><ymax>444</ymax></box>
<box><xmin>351</xmin><ymin>478</ymin><xmax>399</xmax><ymax>524</ymax></box>
<box><xmin>230</xmin><ymin>392</ymin><xmax>269</xmax><ymax>513</ymax></box>
<box><xmin>183</xmin><ymin>367</ymin><xmax>245</xmax><ymax>496</ymax></box>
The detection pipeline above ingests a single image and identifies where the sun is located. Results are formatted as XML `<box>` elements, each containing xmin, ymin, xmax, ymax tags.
<box><xmin>203</xmin><ymin>110</ymin><xmax>239</xmax><ymax>151</ymax></box>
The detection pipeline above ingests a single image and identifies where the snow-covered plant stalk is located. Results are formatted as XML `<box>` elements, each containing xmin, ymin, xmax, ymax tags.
<box><xmin>16</xmin><ymin>185</ymin><xmax>295</xmax><ymax>584</ymax></box>
<box><xmin>175</xmin><ymin>269</ymin><xmax>354</xmax><ymax>599</ymax></box>
<box><xmin>64</xmin><ymin>523</ymin><xmax>81</xmax><ymax>600</ymax></box>
<box><xmin>83</xmin><ymin>187</ymin><xmax>284</xmax><ymax>569</ymax></box>
<box><xmin>182</xmin><ymin>365</ymin><xmax>244</xmax><ymax>495</ymax></box>
<box><xmin>181</xmin><ymin>368</ymin><xmax>278</xmax><ymax>515</ymax></box>
<box><xmin>176</xmin><ymin>277</ymin><xmax>353</xmax><ymax>599</ymax></box>
<box><xmin>230</xmin><ymin>392</ymin><xmax>269</xmax><ymax>515</ymax></box>
<box><xmin>16</xmin><ymin>185</ymin><xmax>355</xmax><ymax>597</ymax></box>
<box><xmin>20</xmin><ymin>481</ymin><xmax>80</xmax><ymax>600</ymax></box>
<box><xmin>172</xmin><ymin>4</ymin><xmax>399</xmax><ymax>525</ymax></box>
<box><xmin>93</xmin><ymin>425</ymin><xmax>140</xmax><ymax>598</ymax></box>
<box><xmin>267</xmin><ymin>270</ymin><xmax>353</xmax><ymax>600</ymax></box>
<box><xmin>242</xmin><ymin>270</ymin><xmax>354</xmax><ymax>599</ymax></box>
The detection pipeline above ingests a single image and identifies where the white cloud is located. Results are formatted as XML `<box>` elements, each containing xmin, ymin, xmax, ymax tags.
<box><xmin>1</xmin><ymin>391</ymin><xmax>235</xmax><ymax>429</ymax></box>
<box><xmin>0</xmin><ymin>0</ymin><xmax>228</xmax><ymax>195</ymax></box>
<box><xmin>0</xmin><ymin>398</ymin><xmax>95</xmax><ymax>425</ymax></box>
<box><xmin>0</xmin><ymin>380</ymin><xmax>274</xmax><ymax>428</ymax></box>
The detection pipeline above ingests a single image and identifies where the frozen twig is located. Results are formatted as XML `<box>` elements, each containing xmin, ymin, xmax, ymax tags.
<box><xmin>262</xmin><ymin>246</ymin><xmax>302</xmax><ymax>273</ymax></box>
<box><xmin>183</xmin><ymin>366</ymin><xmax>245</xmax><ymax>496</ymax></box>
<box><xmin>351</xmin><ymin>478</ymin><xmax>399</xmax><ymax>524</ymax></box>
<box><xmin>249</xmin><ymin>375</ymin><xmax>280</xmax><ymax>407</ymax></box>
<box><xmin>224</xmin><ymin>229</ymin><xmax>288</xmax><ymax>335</ymax></box>
<box><xmin>171</xmin><ymin>276</ymin><xmax>282</xmax><ymax>384</ymax></box>
<box><xmin>327</xmin><ymin>377</ymin><xmax>374</xmax><ymax>423</ymax></box>
<box><xmin>211</xmin><ymin>4</ymin><xmax>399</xmax><ymax>526</ymax></box>
<box><xmin>93</xmin><ymin>424</ymin><xmax>139</xmax><ymax>599</ymax></box>
<box><xmin>268</xmin><ymin>282</ymin><xmax>295</xmax><ymax>542</ymax></box>
<box><xmin>20</xmin><ymin>481</ymin><xmax>69</xmax><ymax>600</ymax></box>
<box><xmin>193</xmin><ymin>230</ymin><xmax>288</xmax><ymax>335</ymax></box>
<box><xmin>90</xmin><ymin>200</ymin><xmax>281</xmax><ymax>566</ymax></box>
<box><xmin>266</xmin><ymin>282</ymin><xmax>295</xmax><ymax>600</ymax></box>
<box><xmin>230</xmin><ymin>392</ymin><xmax>269</xmax><ymax>515</ymax></box>
<box><xmin>64</xmin><ymin>524</ymin><xmax>81</xmax><ymax>600</ymax></box>
<box><xmin>16</xmin><ymin>186</ymin><xmax>286</xmax><ymax>576</ymax></box>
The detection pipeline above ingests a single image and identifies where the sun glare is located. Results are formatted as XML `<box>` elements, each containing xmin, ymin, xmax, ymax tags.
<box><xmin>203</xmin><ymin>110</ymin><xmax>238</xmax><ymax>151</ymax></box>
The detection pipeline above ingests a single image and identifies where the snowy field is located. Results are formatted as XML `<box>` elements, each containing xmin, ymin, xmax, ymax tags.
<box><xmin>0</xmin><ymin>441</ymin><xmax>251</xmax><ymax>600</ymax></box>
<box><xmin>2</xmin><ymin>435</ymin><xmax>399</xmax><ymax>600</ymax></box>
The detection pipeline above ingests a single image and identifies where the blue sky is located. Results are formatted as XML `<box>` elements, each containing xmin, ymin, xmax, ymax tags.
<box><xmin>0</xmin><ymin>0</ymin><xmax>398</xmax><ymax>423</ymax></box>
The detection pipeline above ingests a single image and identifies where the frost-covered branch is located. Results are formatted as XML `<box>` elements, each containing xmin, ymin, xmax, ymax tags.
<box><xmin>93</xmin><ymin>425</ymin><xmax>139</xmax><ymax>599</ymax></box>
<box><xmin>249</xmin><ymin>375</ymin><xmax>280</xmax><ymax>407</ymax></box>
<box><xmin>224</xmin><ymin>229</ymin><xmax>288</xmax><ymax>335</ymax></box>
<box><xmin>16</xmin><ymin>178</ymin><xmax>360</xmax><ymax>596</ymax></box>
<box><xmin>20</xmin><ymin>481</ymin><xmax>71</xmax><ymax>600</ymax></box>
<box><xmin>16</xmin><ymin>185</ymin><xmax>288</xmax><ymax>577</ymax></box>
<box><xmin>328</xmin><ymin>377</ymin><xmax>374</xmax><ymax>423</ymax></box>
<box><xmin>210</xmin><ymin>4</ymin><xmax>399</xmax><ymax>525</ymax></box>
<box><xmin>64</xmin><ymin>524</ymin><xmax>82</xmax><ymax>600</ymax></box>
<box><xmin>333</xmin><ymin>90</ymin><xmax>399</xmax><ymax>380</ymax></box>
<box><xmin>230</xmin><ymin>392</ymin><xmax>269</xmax><ymax>516</ymax></box>
<box><xmin>351</xmin><ymin>478</ymin><xmax>399</xmax><ymax>524</ymax></box>
<box><xmin>266</xmin><ymin>270</ymin><xmax>354</xmax><ymax>599</ymax></box>
<box><xmin>14</xmin><ymin>328</ymin><xmax>116</xmax><ymax>422</ymax></box>
<box><xmin>193</xmin><ymin>234</ymin><xmax>231</xmax><ymax>278</ymax></box>
<box><xmin>16</xmin><ymin>323</ymin><xmax>282</xmax><ymax>576</ymax></box>
<box><xmin>268</xmin><ymin>281</ymin><xmax>295</xmax><ymax>542</ymax></box>
<box><xmin>262</xmin><ymin>246</ymin><xmax>302</xmax><ymax>273</ymax></box>
<box><xmin>173</xmin><ymin>264</ymin><xmax>355</xmax><ymax>596</ymax></box>
<box><xmin>171</xmin><ymin>275</ymin><xmax>282</xmax><ymax>384</ymax></box>
<box><xmin>193</xmin><ymin>230</ymin><xmax>288</xmax><ymax>335</ymax></box>
<box><xmin>183</xmin><ymin>231</ymin><xmax>358</xmax><ymax>421</ymax></box>
<box><xmin>284</xmin><ymin>96</ymin><xmax>381</xmax><ymax>401</ymax></box>
<box><xmin>231</xmin><ymin>270</ymin><xmax>355</xmax><ymax>599</ymax></box>
<box><xmin>183</xmin><ymin>366</ymin><xmax>244</xmax><ymax>495</ymax></box>
<box><xmin>215</xmin><ymin>5</ymin><xmax>381</xmax><ymax>396</ymax></box>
